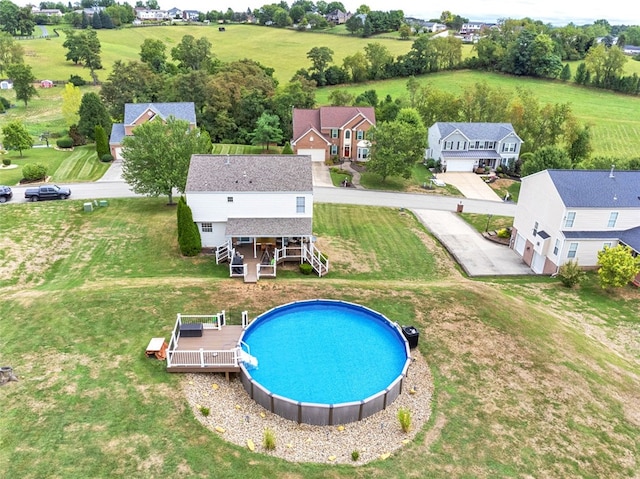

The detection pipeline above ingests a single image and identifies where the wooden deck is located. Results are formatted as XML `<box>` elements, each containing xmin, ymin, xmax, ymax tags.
<box><xmin>166</xmin><ymin>325</ymin><xmax>245</xmax><ymax>376</ymax></box>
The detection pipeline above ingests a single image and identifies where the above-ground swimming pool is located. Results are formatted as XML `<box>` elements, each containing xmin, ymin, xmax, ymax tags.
<box><xmin>239</xmin><ymin>299</ymin><xmax>411</xmax><ymax>425</ymax></box>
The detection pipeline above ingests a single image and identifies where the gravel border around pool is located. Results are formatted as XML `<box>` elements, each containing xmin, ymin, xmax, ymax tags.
<box><xmin>182</xmin><ymin>350</ymin><xmax>433</xmax><ymax>464</ymax></box>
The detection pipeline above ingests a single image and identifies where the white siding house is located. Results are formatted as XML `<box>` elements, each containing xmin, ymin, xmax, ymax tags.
<box><xmin>512</xmin><ymin>169</ymin><xmax>640</xmax><ymax>275</ymax></box>
<box><xmin>185</xmin><ymin>155</ymin><xmax>328</xmax><ymax>280</ymax></box>
<box><xmin>426</xmin><ymin>122</ymin><xmax>522</xmax><ymax>172</ymax></box>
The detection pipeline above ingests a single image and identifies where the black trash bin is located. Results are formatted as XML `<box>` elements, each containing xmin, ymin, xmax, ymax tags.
<box><xmin>401</xmin><ymin>325</ymin><xmax>419</xmax><ymax>349</ymax></box>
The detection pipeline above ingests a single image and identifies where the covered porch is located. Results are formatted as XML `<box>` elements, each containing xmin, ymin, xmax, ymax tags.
<box><xmin>214</xmin><ymin>217</ymin><xmax>329</xmax><ymax>282</ymax></box>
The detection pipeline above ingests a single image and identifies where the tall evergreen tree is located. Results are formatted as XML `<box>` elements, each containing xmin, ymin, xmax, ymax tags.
<box><xmin>77</xmin><ymin>92</ymin><xmax>111</xmax><ymax>140</ymax></box>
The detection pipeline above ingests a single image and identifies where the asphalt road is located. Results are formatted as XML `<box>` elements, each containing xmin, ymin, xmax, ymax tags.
<box><xmin>6</xmin><ymin>181</ymin><xmax>515</xmax><ymax>216</ymax></box>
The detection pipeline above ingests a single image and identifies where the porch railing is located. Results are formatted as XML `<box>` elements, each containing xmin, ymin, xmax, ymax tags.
<box><xmin>303</xmin><ymin>243</ymin><xmax>330</xmax><ymax>276</ymax></box>
<box><xmin>177</xmin><ymin>312</ymin><xmax>225</xmax><ymax>330</ymax></box>
<box><xmin>257</xmin><ymin>262</ymin><xmax>276</xmax><ymax>278</ymax></box>
<box><xmin>167</xmin><ymin>348</ymin><xmax>240</xmax><ymax>368</ymax></box>
<box><xmin>215</xmin><ymin>240</ymin><xmax>232</xmax><ymax>264</ymax></box>
<box><xmin>229</xmin><ymin>262</ymin><xmax>247</xmax><ymax>278</ymax></box>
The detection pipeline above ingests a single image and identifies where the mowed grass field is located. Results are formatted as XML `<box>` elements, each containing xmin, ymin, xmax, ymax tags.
<box><xmin>0</xmin><ymin>199</ymin><xmax>638</xmax><ymax>478</ymax></box>
<box><xmin>318</xmin><ymin>70</ymin><xmax>640</xmax><ymax>158</ymax></box>
<box><xmin>21</xmin><ymin>24</ymin><xmax>414</xmax><ymax>85</ymax></box>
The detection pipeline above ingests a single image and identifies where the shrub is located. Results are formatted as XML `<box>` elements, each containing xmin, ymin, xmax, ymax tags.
<box><xmin>68</xmin><ymin>124</ymin><xmax>86</xmax><ymax>146</ymax></box>
<box><xmin>177</xmin><ymin>196</ymin><xmax>202</xmax><ymax>256</ymax></box>
<box><xmin>424</xmin><ymin>158</ymin><xmax>436</xmax><ymax>169</ymax></box>
<box><xmin>22</xmin><ymin>163</ymin><xmax>47</xmax><ymax>181</ymax></box>
<box><xmin>56</xmin><ymin>137</ymin><xmax>74</xmax><ymax>148</ymax></box>
<box><xmin>95</xmin><ymin>125</ymin><xmax>109</xmax><ymax>157</ymax></box>
<box><xmin>100</xmin><ymin>153</ymin><xmax>114</xmax><ymax>163</ymax></box>
<box><xmin>351</xmin><ymin>450</ymin><xmax>360</xmax><ymax>461</ymax></box>
<box><xmin>68</xmin><ymin>74</ymin><xmax>87</xmax><ymax>86</ymax></box>
<box><xmin>0</xmin><ymin>96</ymin><xmax>10</xmax><ymax>109</ymax></box>
<box><xmin>199</xmin><ymin>406</ymin><xmax>210</xmax><ymax>416</ymax></box>
<box><xmin>397</xmin><ymin>407</ymin><xmax>411</xmax><ymax>433</ymax></box>
<box><xmin>556</xmin><ymin>259</ymin><xmax>585</xmax><ymax>288</ymax></box>
<box><xmin>2</xmin><ymin>158</ymin><xmax>10</xmax><ymax>166</ymax></box>
<box><xmin>281</xmin><ymin>141</ymin><xmax>293</xmax><ymax>154</ymax></box>
<box><xmin>263</xmin><ymin>427</ymin><xmax>276</xmax><ymax>450</ymax></box>
<box><xmin>496</xmin><ymin>228</ymin><xmax>511</xmax><ymax>239</ymax></box>
<box><xmin>0</xmin><ymin>101</ymin><xmax>4</xmax><ymax>114</ymax></box>
<box><xmin>299</xmin><ymin>263</ymin><xmax>313</xmax><ymax>275</ymax></box>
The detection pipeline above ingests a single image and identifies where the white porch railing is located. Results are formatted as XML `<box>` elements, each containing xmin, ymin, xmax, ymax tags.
<box><xmin>241</xmin><ymin>311</ymin><xmax>250</xmax><ymax>329</ymax></box>
<box><xmin>167</xmin><ymin>348</ymin><xmax>240</xmax><ymax>368</ymax></box>
<box><xmin>229</xmin><ymin>262</ymin><xmax>247</xmax><ymax>278</ymax></box>
<box><xmin>215</xmin><ymin>239</ymin><xmax>232</xmax><ymax>264</ymax></box>
<box><xmin>303</xmin><ymin>243</ymin><xmax>330</xmax><ymax>276</ymax></box>
<box><xmin>257</xmin><ymin>262</ymin><xmax>276</xmax><ymax>278</ymax></box>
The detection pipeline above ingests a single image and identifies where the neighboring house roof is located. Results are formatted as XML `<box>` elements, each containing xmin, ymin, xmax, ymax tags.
<box><xmin>563</xmin><ymin>226</ymin><xmax>640</xmax><ymax>252</ymax></box>
<box><xmin>186</xmin><ymin>155</ymin><xmax>313</xmax><ymax>193</ymax></box>
<box><xmin>109</xmin><ymin>123</ymin><xmax>126</xmax><ymax>144</ymax></box>
<box><xmin>124</xmin><ymin>102</ymin><xmax>196</xmax><ymax>125</ymax></box>
<box><xmin>292</xmin><ymin>106</ymin><xmax>376</xmax><ymax>143</ymax></box>
<box><xmin>433</xmin><ymin>122</ymin><xmax>521</xmax><ymax>143</ymax></box>
<box><xmin>546</xmin><ymin>169</ymin><xmax>640</xmax><ymax>208</ymax></box>
<box><xmin>441</xmin><ymin>150</ymin><xmax>502</xmax><ymax>159</ymax></box>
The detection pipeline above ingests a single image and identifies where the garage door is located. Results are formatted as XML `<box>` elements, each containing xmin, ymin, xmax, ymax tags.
<box><xmin>445</xmin><ymin>159</ymin><xmax>476</xmax><ymax>172</ymax></box>
<box><xmin>297</xmin><ymin>148</ymin><xmax>325</xmax><ymax>162</ymax></box>
<box><xmin>113</xmin><ymin>147</ymin><xmax>123</xmax><ymax>160</ymax></box>
<box><xmin>514</xmin><ymin>234</ymin><xmax>525</xmax><ymax>256</ymax></box>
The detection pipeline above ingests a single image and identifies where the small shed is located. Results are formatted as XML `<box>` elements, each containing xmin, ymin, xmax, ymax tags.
<box><xmin>0</xmin><ymin>80</ymin><xmax>13</xmax><ymax>90</ymax></box>
<box><xmin>40</xmin><ymin>79</ymin><xmax>54</xmax><ymax>88</ymax></box>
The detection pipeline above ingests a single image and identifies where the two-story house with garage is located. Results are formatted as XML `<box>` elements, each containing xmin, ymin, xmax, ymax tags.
<box><xmin>291</xmin><ymin>106</ymin><xmax>376</xmax><ymax>163</ymax></box>
<box><xmin>426</xmin><ymin>122</ymin><xmax>523</xmax><ymax>172</ymax></box>
<box><xmin>511</xmin><ymin>168</ymin><xmax>640</xmax><ymax>276</ymax></box>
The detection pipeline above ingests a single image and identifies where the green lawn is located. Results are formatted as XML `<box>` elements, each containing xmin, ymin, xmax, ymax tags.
<box><xmin>21</xmin><ymin>24</ymin><xmax>413</xmax><ymax>86</ymax></box>
<box><xmin>0</xmin><ymin>199</ymin><xmax>638</xmax><ymax>478</ymax></box>
<box><xmin>0</xmin><ymin>144</ymin><xmax>109</xmax><ymax>185</ymax></box>
<box><xmin>459</xmin><ymin>212</ymin><xmax>514</xmax><ymax>233</ymax></box>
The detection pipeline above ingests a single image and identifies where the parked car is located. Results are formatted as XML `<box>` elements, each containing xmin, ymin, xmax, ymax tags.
<box><xmin>24</xmin><ymin>185</ymin><xmax>71</xmax><ymax>201</ymax></box>
<box><xmin>0</xmin><ymin>185</ymin><xmax>12</xmax><ymax>203</ymax></box>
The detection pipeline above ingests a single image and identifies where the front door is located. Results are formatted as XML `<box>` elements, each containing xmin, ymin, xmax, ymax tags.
<box><xmin>343</xmin><ymin>146</ymin><xmax>350</xmax><ymax>158</ymax></box>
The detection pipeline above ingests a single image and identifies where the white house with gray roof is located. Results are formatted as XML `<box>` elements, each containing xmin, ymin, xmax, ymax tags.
<box><xmin>185</xmin><ymin>155</ymin><xmax>328</xmax><ymax>281</ymax></box>
<box><xmin>109</xmin><ymin>102</ymin><xmax>197</xmax><ymax>160</ymax></box>
<box><xmin>427</xmin><ymin>122</ymin><xmax>523</xmax><ymax>172</ymax></box>
<box><xmin>512</xmin><ymin>169</ymin><xmax>640</xmax><ymax>278</ymax></box>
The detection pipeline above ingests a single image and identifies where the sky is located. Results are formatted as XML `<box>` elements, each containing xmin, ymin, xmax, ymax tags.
<box><xmin>160</xmin><ymin>0</ymin><xmax>639</xmax><ymax>26</ymax></box>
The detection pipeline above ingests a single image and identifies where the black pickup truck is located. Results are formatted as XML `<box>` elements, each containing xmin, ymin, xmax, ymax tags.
<box><xmin>0</xmin><ymin>185</ymin><xmax>12</xmax><ymax>203</ymax></box>
<box><xmin>24</xmin><ymin>184</ymin><xmax>72</xmax><ymax>201</ymax></box>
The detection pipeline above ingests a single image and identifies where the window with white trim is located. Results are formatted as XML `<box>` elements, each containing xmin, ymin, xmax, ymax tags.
<box><xmin>345</xmin><ymin>130</ymin><xmax>351</xmax><ymax>140</ymax></box>
<box><xmin>296</xmin><ymin>196</ymin><xmax>305</xmax><ymax>213</ymax></box>
<box><xmin>567</xmin><ymin>242</ymin><xmax>578</xmax><ymax>258</ymax></box>
<box><xmin>356</xmin><ymin>130</ymin><xmax>364</xmax><ymax>140</ymax></box>
<box><xmin>602</xmin><ymin>242</ymin><xmax>612</xmax><ymax>250</ymax></box>
<box><xmin>201</xmin><ymin>222</ymin><xmax>213</xmax><ymax>233</ymax></box>
<box><xmin>330</xmin><ymin>144</ymin><xmax>338</xmax><ymax>155</ymax></box>
<box><xmin>502</xmin><ymin>142</ymin><xmax>516</xmax><ymax>152</ymax></box>
<box><xmin>227</xmin><ymin>196</ymin><xmax>233</xmax><ymax>203</ymax></box>
<box><xmin>533</xmin><ymin>221</ymin><xmax>539</xmax><ymax>236</ymax></box>
<box><xmin>553</xmin><ymin>239</ymin><xmax>560</xmax><ymax>255</ymax></box>
<box><xmin>564</xmin><ymin>212</ymin><xmax>576</xmax><ymax>227</ymax></box>
<box><xmin>331</xmin><ymin>129</ymin><xmax>338</xmax><ymax>138</ymax></box>
<box><xmin>607</xmin><ymin>212</ymin><xmax>618</xmax><ymax>228</ymax></box>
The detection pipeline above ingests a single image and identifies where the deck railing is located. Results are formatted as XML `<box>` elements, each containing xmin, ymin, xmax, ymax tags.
<box><xmin>229</xmin><ymin>262</ymin><xmax>247</xmax><ymax>278</ymax></box>
<box><xmin>257</xmin><ymin>262</ymin><xmax>276</xmax><ymax>278</ymax></box>
<box><xmin>167</xmin><ymin>348</ymin><xmax>240</xmax><ymax>368</ymax></box>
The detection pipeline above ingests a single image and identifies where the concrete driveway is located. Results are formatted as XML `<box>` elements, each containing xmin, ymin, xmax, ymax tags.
<box><xmin>437</xmin><ymin>172</ymin><xmax>503</xmax><ymax>202</ymax></box>
<box><xmin>312</xmin><ymin>162</ymin><xmax>333</xmax><ymax>187</ymax></box>
<box><xmin>413</xmin><ymin>209</ymin><xmax>532</xmax><ymax>276</ymax></box>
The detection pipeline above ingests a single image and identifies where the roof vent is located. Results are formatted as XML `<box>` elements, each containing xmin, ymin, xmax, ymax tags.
<box><xmin>609</xmin><ymin>164</ymin><xmax>615</xmax><ymax>178</ymax></box>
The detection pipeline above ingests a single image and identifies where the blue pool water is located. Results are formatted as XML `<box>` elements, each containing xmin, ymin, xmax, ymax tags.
<box><xmin>241</xmin><ymin>300</ymin><xmax>409</xmax><ymax>405</ymax></box>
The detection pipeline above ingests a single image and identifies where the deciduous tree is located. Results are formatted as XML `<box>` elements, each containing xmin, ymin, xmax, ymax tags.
<box><xmin>250</xmin><ymin>112</ymin><xmax>283</xmax><ymax>151</ymax></box>
<box><xmin>306</xmin><ymin>46</ymin><xmax>334</xmax><ymax>86</ymax></box>
<box><xmin>121</xmin><ymin>118</ymin><xmax>212</xmax><ymax>204</ymax></box>
<box><xmin>7</xmin><ymin>62</ymin><xmax>37</xmax><ymax>107</ymax></box>
<box><xmin>171</xmin><ymin>35</ymin><xmax>214</xmax><ymax>72</ymax></box>
<box><xmin>61</xmin><ymin>82</ymin><xmax>82</xmax><ymax>126</ymax></box>
<box><xmin>367</xmin><ymin>107</ymin><xmax>426</xmax><ymax>182</ymax></box>
<box><xmin>597</xmin><ymin>245</ymin><xmax>640</xmax><ymax>288</ymax></box>
<box><xmin>2</xmin><ymin>120</ymin><xmax>33</xmax><ymax>156</ymax></box>
<box><xmin>0</xmin><ymin>32</ymin><xmax>23</xmax><ymax>76</ymax></box>
<box><xmin>521</xmin><ymin>145</ymin><xmax>571</xmax><ymax>176</ymax></box>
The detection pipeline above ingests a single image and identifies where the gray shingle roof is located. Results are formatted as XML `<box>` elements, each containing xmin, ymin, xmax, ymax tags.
<box><xmin>186</xmin><ymin>155</ymin><xmax>313</xmax><ymax>192</ymax></box>
<box><xmin>123</xmin><ymin>102</ymin><xmax>196</xmax><ymax>125</ymax></box>
<box><xmin>434</xmin><ymin>122</ymin><xmax>519</xmax><ymax>141</ymax></box>
<box><xmin>109</xmin><ymin>123</ymin><xmax>125</xmax><ymax>144</ymax></box>
<box><xmin>547</xmin><ymin>169</ymin><xmax>640</xmax><ymax>208</ymax></box>
<box><xmin>563</xmin><ymin>226</ymin><xmax>640</xmax><ymax>252</ymax></box>
<box><xmin>225</xmin><ymin>217</ymin><xmax>312</xmax><ymax>236</ymax></box>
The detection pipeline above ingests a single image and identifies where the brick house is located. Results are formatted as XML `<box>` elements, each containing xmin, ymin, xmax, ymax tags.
<box><xmin>291</xmin><ymin>106</ymin><xmax>376</xmax><ymax>162</ymax></box>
